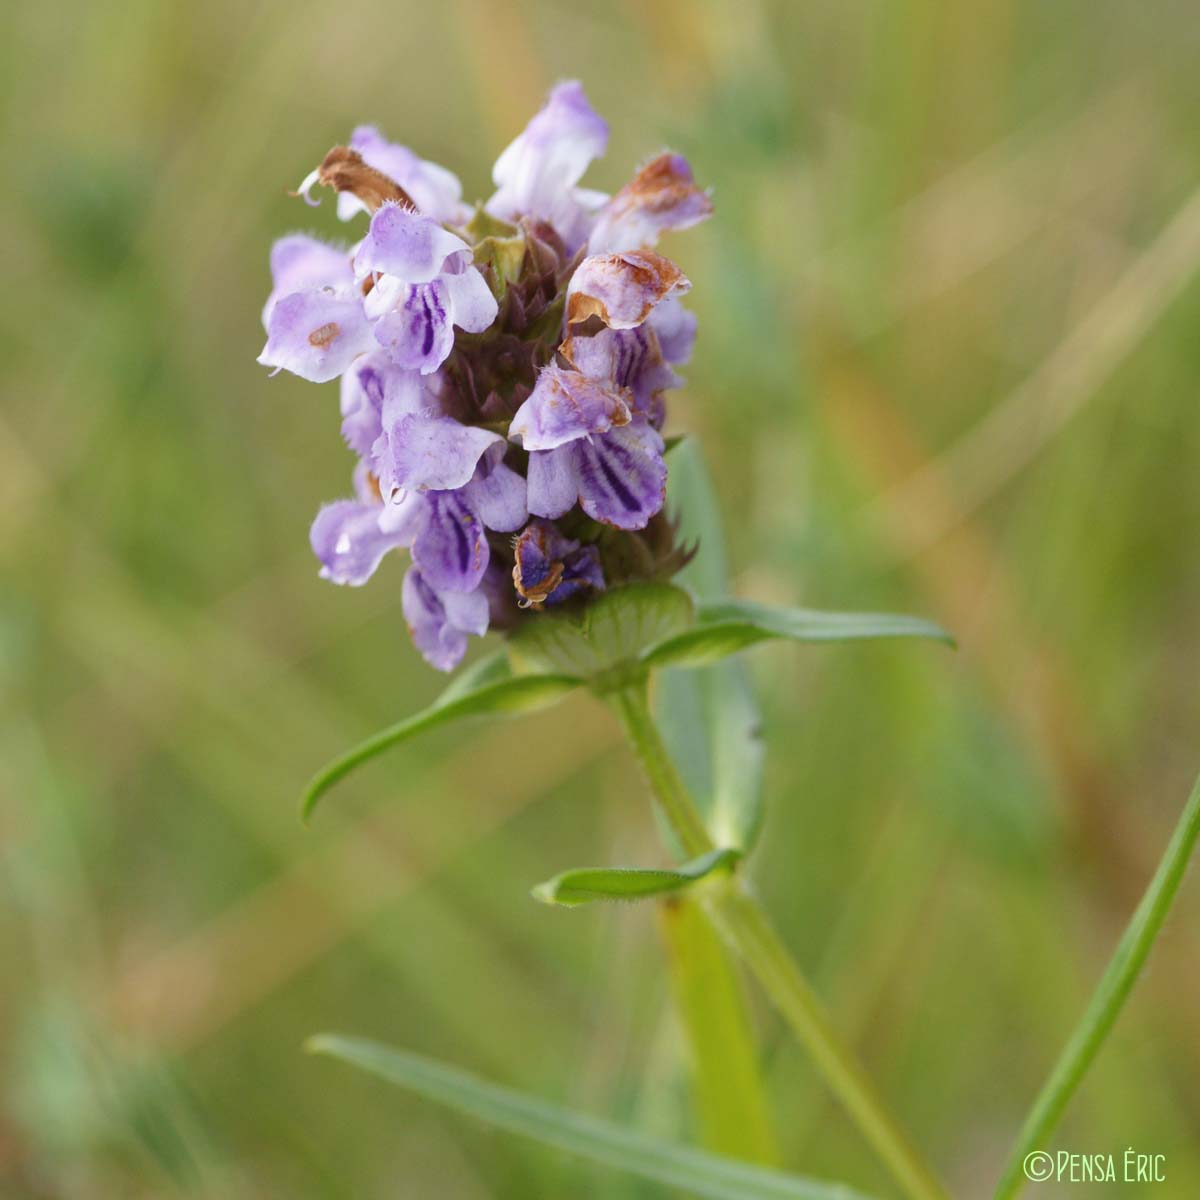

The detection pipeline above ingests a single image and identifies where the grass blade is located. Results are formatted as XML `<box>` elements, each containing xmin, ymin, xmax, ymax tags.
<box><xmin>532</xmin><ymin>847</ymin><xmax>739</xmax><ymax>907</ymax></box>
<box><xmin>307</xmin><ymin>1035</ymin><xmax>877</xmax><ymax>1200</ymax></box>
<box><xmin>301</xmin><ymin>672</ymin><xmax>580</xmax><ymax>820</ymax></box>
<box><xmin>993</xmin><ymin>767</ymin><xmax>1200</xmax><ymax>1200</ymax></box>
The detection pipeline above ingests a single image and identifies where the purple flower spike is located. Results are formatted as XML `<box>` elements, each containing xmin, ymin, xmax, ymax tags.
<box><xmin>264</xmin><ymin>84</ymin><xmax>711</xmax><ymax>670</ymax></box>
<box><xmin>258</xmin><ymin>290</ymin><xmax>375</xmax><ymax>383</ymax></box>
<box><xmin>512</xmin><ymin>520</ymin><xmax>605</xmax><ymax>608</ymax></box>
<box><xmin>487</xmin><ymin>80</ymin><xmax>610</xmax><ymax>250</ymax></box>
<box><xmin>402</xmin><ymin>566</ymin><xmax>490</xmax><ymax>672</ymax></box>
<box><xmin>588</xmin><ymin>153</ymin><xmax>713</xmax><ymax>254</ymax></box>
<box><xmin>566</xmin><ymin>251</ymin><xmax>690</xmax><ymax>330</ymax></box>
<box><xmin>509</xmin><ymin>366</ymin><xmax>632</xmax><ymax>451</ymax></box>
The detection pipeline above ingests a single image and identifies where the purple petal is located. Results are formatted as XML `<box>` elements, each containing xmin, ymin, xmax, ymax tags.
<box><xmin>376</xmin><ymin>487</ymin><xmax>427</xmax><ymax>538</ymax></box>
<box><xmin>442</xmin><ymin>260</ymin><xmax>499</xmax><ymax>334</ymax></box>
<box><xmin>486</xmin><ymin>81</ymin><xmax>609</xmax><ymax>247</ymax></box>
<box><xmin>574</xmin><ymin>420</ymin><xmax>666</xmax><ymax>529</ymax></box>
<box><xmin>354</xmin><ymin>203</ymin><xmax>470</xmax><ymax>284</ymax></box>
<box><xmin>460</xmin><ymin>445</ymin><xmax>528</xmax><ymax>532</ymax></box>
<box><xmin>402</xmin><ymin>566</ymin><xmax>489</xmax><ymax>672</ymax></box>
<box><xmin>378</xmin><ymin>413</ymin><xmax>502</xmax><ymax>494</ymax></box>
<box><xmin>263</xmin><ymin>235</ymin><xmax>353</xmax><ymax>326</ymax></box>
<box><xmin>526</xmin><ymin>445</ymin><xmax>582</xmax><ymax>520</ymax></box>
<box><xmin>411</xmin><ymin>491</ymin><xmax>489</xmax><ymax>592</ymax></box>
<box><xmin>339</xmin><ymin>354</ymin><xmax>425</xmax><ymax>457</ymax></box>
<box><xmin>567</xmin><ymin>251</ymin><xmax>690</xmax><ymax>330</ymax></box>
<box><xmin>310</xmin><ymin>500</ymin><xmax>405</xmax><ymax>585</ymax></box>
<box><xmin>440</xmin><ymin>588</ymin><xmax>490</xmax><ymax>637</ymax></box>
<box><xmin>587</xmin><ymin>153</ymin><xmax>713</xmax><ymax>254</ymax></box>
<box><xmin>373</xmin><ymin>279</ymin><xmax>455</xmax><ymax>374</ymax></box>
<box><xmin>258</xmin><ymin>290</ymin><xmax>375</xmax><ymax>383</ymax></box>
<box><xmin>509</xmin><ymin>366</ymin><xmax>631</xmax><ymax>451</ymax></box>
<box><xmin>648</xmin><ymin>296</ymin><xmax>697</xmax><ymax>364</ymax></box>
<box><xmin>342</xmin><ymin>126</ymin><xmax>467</xmax><ymax>224</ymax></box>
<box><xmin>560</xmin><ymin>326</ymin><xmax>679</xmax><ymax>416</ymax></box>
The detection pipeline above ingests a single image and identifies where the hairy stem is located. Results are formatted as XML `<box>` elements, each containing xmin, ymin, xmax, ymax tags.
<box><xmin>993</xmin><ymin>767</ymin><xmax>1200</xmax><ymax>1200</ymax></box>
<box><xmin>611</xmin><ymin>682</ymin><xmax>951</xmax><ymax>1200</ymax></box>
<box><xmin>610</xmin><ymin>684</ymin><xmax>714</xmax><ymax>859</ymax></box>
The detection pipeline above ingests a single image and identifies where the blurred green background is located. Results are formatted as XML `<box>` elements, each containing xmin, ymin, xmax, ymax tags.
<box><xmin>3</xmin><ymin>0</ymin><xmax>1200</xmax><ymax>1196</ymax></box>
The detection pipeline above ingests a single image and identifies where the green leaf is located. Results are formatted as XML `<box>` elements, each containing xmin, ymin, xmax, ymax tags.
<box><xmin>644</xmin><ymin>598</ymin><xmax>954</xmax><ymax>670</ymax></box>
<box><xmin>993</xmin><ymin>766</ymin><xmax>1200</xmax><ymax>1200</ymax></box>
<box><xmin>655</xmin><ymin>439</ymin><xmax>766</xmax><ymax>850</ymax></box>
<box><xmin>307</xmin><ymin>1035</ymin><xmax>878</xmax><ymax>1200</ymax></box>
<box><xmin>660</xmin><ymin>897</ymin><xmax>779</xmax><ymax>1164</ymax></box>
<box><xmin>301</xmin><ymin>670</ymin><xmax>580</xmax><ymax>820</ymax></box>
<box><xmin>509</xmin><ymin>582</ymin><xmax>694</xmax><ymax>682</ymax></box>
<box><xmin>532</xmin><ymin>847</ymin><xmax>739</xmax><ymax>907</ymax></box>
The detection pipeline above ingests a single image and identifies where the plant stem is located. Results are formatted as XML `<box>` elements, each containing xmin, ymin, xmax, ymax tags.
<box><xmin>610</xmin><ymin>685</ymin><xmax>714</xmax><ymax>859</ymax></box>
<box><xmin>658</xmin><ymin>897</ymin><xmax>781</xmax><ymax>1165</ymax></box>
<box><xmin>992</xmin><ymin>767</ymin><xmax>1200</xmax><ymax>1200</ymax></box>
<box><xmin>611</xmin><ymin>683</ymin><xmax>951</xmax><ymax>1200</ymax></box>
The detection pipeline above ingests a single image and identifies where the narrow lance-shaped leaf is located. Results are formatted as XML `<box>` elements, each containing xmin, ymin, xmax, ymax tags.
<box><xmin>302</xmin><ymin>665</ymin><xmax>580</xmax><ymax>820</ymax></box>
<box><xmin>307</xmin><ymin>1035</ymin><xmax>879</xmax><ymax>1200</ymax></box>
<box><xmin>643</xmin><ymin>598</ymin><xmax>953</xmax><ymax>671</ymax></box>
<box><xmin>993</xmin><ymin>766</ymin><xmax>1200</xmax><ymax>1200</ymax></box>
<box><xmin>532</xmin><ymin>847</ymin><xmax>739</xmax><ymax>907</ymax></box>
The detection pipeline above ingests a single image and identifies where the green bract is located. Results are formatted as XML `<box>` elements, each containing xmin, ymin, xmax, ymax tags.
<box><xmin>532</xmin><ymin>847</ymin><xmax>740</xmax><ymax>907</ymax></box>
<box><xmin>301</xmin><ymin>573</ymin><xmax>950</xmax><ymax>822</ymax></box>
<box><xmin>507</xmin><ymin>581</ymin><xmax>694</xmax><ymax>683</ymax></box>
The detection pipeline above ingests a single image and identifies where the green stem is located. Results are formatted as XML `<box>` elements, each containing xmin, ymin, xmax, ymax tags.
<box><xmin>658</xmin><ymin>897</ymin><xmax>780</xmax><ymax>1165</ymax></box>
<box><xmin>993</xmin><ymin>767</ymin><xmax>1200</xmax><ymax>1200</ymax></box>
<box><xmin>611</xmin><ymin>683</ymin><xmax>951</xmax><ymax>1200</ymax></box>
<box><xmin>610</xmin><ymin>685</ymin><xmax>713</xmax><ymax>859</ymax></box>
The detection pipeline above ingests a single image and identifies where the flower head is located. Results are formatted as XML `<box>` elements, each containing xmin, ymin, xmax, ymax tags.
<box><xmin>260</xmin><ymin>81</ymin><xmax>711</xmax><ymax>670</ymax></box>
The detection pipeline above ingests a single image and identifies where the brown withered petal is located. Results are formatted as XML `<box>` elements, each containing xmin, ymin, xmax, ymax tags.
<box><xmin>586</xmin><ymin>152</ymin><xmax>713</xmax><ymax>255</ymax></box>
<box><xmin>566</xmin><ymin>250</ymin><xmax>689</xmax><ymax>330</ymax></box>
<box><xmin>616</xmin><ymin>153</ymin><xmax>712</xmax><ymax>219</ymax></box>
<box><xmin>312</xmin><ymin>145</ymin><xmax>417</xmax><ymax>214</ymax></box>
